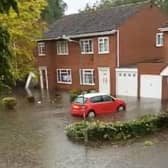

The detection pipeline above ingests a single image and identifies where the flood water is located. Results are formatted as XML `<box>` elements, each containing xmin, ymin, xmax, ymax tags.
<box><xmin>0</xmin><ymin>89</ymin><xmax>168</xmax><ymax>168</ymax></box>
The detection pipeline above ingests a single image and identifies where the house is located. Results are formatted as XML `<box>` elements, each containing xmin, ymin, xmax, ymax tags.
<box><xmin>36</xmin><ymin>2</ymin><xmax>168</xmax><ymax>99</ymax></box>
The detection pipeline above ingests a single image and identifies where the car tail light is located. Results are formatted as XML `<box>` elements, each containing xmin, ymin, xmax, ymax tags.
<box><xmin>72</xmin><ymin>104</ymin><xmax>88</xmax><ymax>110</ymax></box>
<box><xmin>73</xmin><ymin>105</ymin><xmax>80</xmax><ymax>109</ymax></box>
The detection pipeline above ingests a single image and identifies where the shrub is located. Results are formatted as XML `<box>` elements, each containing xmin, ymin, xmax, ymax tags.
<box><xmin>65</xmin><ymin>113</ymin><xmax>168</xmax><ymax>142</ymax></box>
<box><xmin>27</xmin><ymin>95</ymin><xmax>35</xmax><ymax>103</ymax></box>
<box><xmin>69</xmin><ymin>89</ymin><xmax>82</xmax><ymax>102</ymax></box>
<box><xmin>2</xmin><ymin>97</ymin><xmax>17</xmax><ymax>110</ymax></box>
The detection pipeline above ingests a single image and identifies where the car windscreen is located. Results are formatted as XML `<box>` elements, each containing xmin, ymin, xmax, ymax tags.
<box><xmin>73</xmin><ymin>96</ymin><xmax>87</xmax><ymax>104</ymax></box>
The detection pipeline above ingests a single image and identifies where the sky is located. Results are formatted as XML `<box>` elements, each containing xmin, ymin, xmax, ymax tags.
<box><xmin>64</xmin><ymin>0</ymin><xmax>100</xmax><ymax>15</ymax></box>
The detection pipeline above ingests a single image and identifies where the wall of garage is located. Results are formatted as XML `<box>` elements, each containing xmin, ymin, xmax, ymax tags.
<box><xmin>162</xmin><ymin>76</ymin><xmax>168</xmax><ymax>100</ymax></box>
<box><xmin>138</xmin><ymin>63</ymin><xmax>168</xmax><ymax>100</ymax></box>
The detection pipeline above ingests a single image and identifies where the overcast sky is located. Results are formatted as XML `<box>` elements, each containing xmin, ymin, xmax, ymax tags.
<box><xmin>64</xmin><ymin>0</ymin><xmax>100</xmax><ymax>15</ymax></box>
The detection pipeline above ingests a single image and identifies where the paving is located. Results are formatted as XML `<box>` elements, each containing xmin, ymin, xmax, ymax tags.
<box><xmin>0</xmin><ymin>89</ymin><xmax>168</xmax><ymax>168</ymax></box>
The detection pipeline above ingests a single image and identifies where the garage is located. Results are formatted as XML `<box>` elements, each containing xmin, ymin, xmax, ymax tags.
<box><xmin>140</xmin><ymin>75</ymin><xmax>162</xmax><ymax>99</ymax></box>
<box><xmin>116</xmin><ymin>68</ymin><xmax>138</xmax><ymax>97</ymax></box>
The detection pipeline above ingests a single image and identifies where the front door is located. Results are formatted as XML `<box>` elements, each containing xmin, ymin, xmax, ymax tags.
<box><xmin>39</xmin><ymin>66</ymin><xmax>48</xmax><ymax>90</ymax></box>
<box><xmin>98</xmin><ymin>67</ymin><xmax>110</xmax><ymax>94</ymax></box>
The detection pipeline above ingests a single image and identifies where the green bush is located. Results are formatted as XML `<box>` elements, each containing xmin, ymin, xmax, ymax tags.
<box><xmin>27</xmin><ymin>95</ymin><xmax>35</xmax><ymax>103</ymax></box>
<box><xmin>2</xmin><ymin>97</ymin><xmax>17</xmax><ymax>109</ymax></box>
<box><xmin>69</xmin><ymin>89</ymin><xmax>82</xmax><ymax>102</ymax></box>
<box><xmin>65</xmin><ymin>113</ymin><xmax>168</xmax><ymax>142</ymax></box>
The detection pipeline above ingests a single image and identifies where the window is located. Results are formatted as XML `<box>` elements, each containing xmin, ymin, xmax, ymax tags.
<box><xmin>57</xmin><ymin>41</ymin><xmax>69</xmax><ymax>55</ymax></box>
<box><xmin>80</xmin><ymin>39</ymin><xmax>93</xmax><ymax>54</ymax></box>
<box><xmin>102</xmin><ymin>95</ymin><xmax>113</xmax><ymax>102</ymax></box>
<box><xmin>73</xmin><ymin>96</ymin><xmax>87</xmax><ymax>104</ymax></box>
<box><xmin>156</xmin><ymin>33</ymin><xmax>164</xmax><ymax>47</ymax></box>
<box><xmin>38</xmin><ymin>42</ymin><xmax>46</xmax><ymax>56</ymax></box>
<box><xmin>57</xmin><ymin>69</ymin><xmax>72</xmax><ymax>84</ymax></box>
<box><xmin>80</xmin><ymin>69</ymin><xmax>95</xmax><ymax>85</ymax></box>
<box><xmin>90</xmin><ymin>96</ymin><xmax>103</xmax><ymax>103</ymax></box>
<box><xmin>98</xmin><ymin>37</ymin><xmax>109</xmax><ymax>54</ymax></box>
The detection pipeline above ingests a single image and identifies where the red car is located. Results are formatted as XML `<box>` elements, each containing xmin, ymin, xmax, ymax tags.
<box><xmin>70</xmin><ymin>93</ymin><xmax>126</xmax><ymax>118</ymax></box>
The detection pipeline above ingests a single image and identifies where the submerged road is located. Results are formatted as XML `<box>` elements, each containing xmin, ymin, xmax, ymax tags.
<box><xmin>0</xmin><ymin>90</ymin><xmax>168</xmax><ymax>168</ymax></box>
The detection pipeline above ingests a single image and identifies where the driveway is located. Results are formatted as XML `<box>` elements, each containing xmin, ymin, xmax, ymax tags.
<box><xmin>0</xmin><ymin>89</ymin><xmax>168</xmax><ymax>168</ymax></box>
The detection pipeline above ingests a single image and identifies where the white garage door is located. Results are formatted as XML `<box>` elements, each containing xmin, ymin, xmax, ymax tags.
<box><xmin>140</xmin><ymin>75</ymin><xmax>162</xmax><ymax>99</ymax></box>
<box><xmin>116</xmin><ymin>68</ymin><xmax>138</xmax><ymax>97</ymax></box>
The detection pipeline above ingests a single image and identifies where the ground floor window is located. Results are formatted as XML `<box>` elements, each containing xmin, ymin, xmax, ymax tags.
<box><xmin>57</xmin><ymin>69</ymin><xmax>72</xmax><ymax>84</ymax></box>
<box><xmin>80</xmin><ymin>69</ymin><xmax>95</xmax><ymax>85</ymax></box>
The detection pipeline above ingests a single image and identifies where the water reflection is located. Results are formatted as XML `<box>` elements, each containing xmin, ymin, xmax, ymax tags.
<box><xmin>0</xmin><ymin>89</ymin><xmax>168</xmax><ymax>168</ymax></box>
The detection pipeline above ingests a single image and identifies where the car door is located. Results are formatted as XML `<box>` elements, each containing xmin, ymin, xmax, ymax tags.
<box><xmin>102</xmin><ymin>95</ymin><xmax>116</xmax><ymax>113</ymax></box>
<box><xmin>90</xmin><ymin>96</ymin><xmax>105</xmax><ymax>114</ymax></box>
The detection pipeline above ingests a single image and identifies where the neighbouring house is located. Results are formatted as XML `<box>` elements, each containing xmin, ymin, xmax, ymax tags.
<box><xmin>36</xmin><ymin>2</ymin><xmax>168</xmax><ymax>99</ymax></box>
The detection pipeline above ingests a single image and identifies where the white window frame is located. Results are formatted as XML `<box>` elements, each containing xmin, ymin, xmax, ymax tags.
<box><xmin>38</xmin><ymin>42</ymin><xmax>46</xmax><ymax>56</ymax></box>
<box><xmin>56</xmin><ymin>69</ymin><xmax>72</xmax><ymax>84</ymax></box>
<box><xmin>56</xmin><ymin>41</ymin><xmax>69</xmax><ymax>55</ymax></box>
<box><xmin>156</xmin><ymin>33</ymin><xmax>164</xmax><ymax>47</ymax></box>
<box><xmin>98</xmin><ymin>37</ymin><xmax>109</xmax><ymax>54</ymax></box>
<box><xmin>80</xmin><ymin>39</ymin><xmax>93</xmax><ymax>54</ymax></box>
<box><xmin>80</xmin><ymin>69</ymin><xmax>95</xmax><ymax>85</ymax></box>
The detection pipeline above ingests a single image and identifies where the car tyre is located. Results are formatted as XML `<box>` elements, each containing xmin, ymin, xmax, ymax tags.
<box><xmin>117</xmin><ymin>105</ymin><xmax>125</xmax><ymax>112</ymax></box>
<box><xmin>87</xmin><ymin>111</ymin><xmax>96</xmax><ymax>118</ymax></box>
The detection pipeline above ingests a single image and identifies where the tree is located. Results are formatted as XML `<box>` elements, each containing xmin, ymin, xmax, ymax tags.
<box><xmin>0</xmin><ymin>0</ymin><xmax>47</xmax><ymax>82</ymax></box>
<box><xmin>42</xmin><ymin>0</ymin><xmax>67</xmax><ymax>24</ymax></box>
<box><xmin>0</xmin><ymin>0</ymin><xmax>18</xmax><ymax>14</ymax></box>
<box><xmin>82</xmin><ymin>0</ymin><xmax>168</xmax><ymax>12</ymax></box>
<box><xmin>0</xmin><ymin>0</ymin><xmax>18</xmax><ymax>92</ymax></box>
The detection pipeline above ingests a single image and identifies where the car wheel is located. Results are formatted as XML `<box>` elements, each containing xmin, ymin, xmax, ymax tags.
<box><xmin>117</xmin><ymin>105</ymin><xmax>125</xmax><ymax>112</ymax></box>
<box><xmin>87</xmin><ymin>111</ymin><xmax>96</xmax><ymax>118</ymax></box>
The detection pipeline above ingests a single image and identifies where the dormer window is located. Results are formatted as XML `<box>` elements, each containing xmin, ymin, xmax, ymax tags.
<box><xmin>57</xmin><ymin>41</ymin><xmax>69</xmax><ymax>55</ymax></box>
<box><xmin>38</xmin><ymin>42</ymin><xmax>46</xmax><ymax>56</ymax></box>
<box><xmin>80</xmin><ymin>39</ymin><xmax>93</xmax><ymax>54</ymax></box>
<box><xmin>156</xmin><ymin>33</ymin><xmax>164</xmax><ymax>47</ymax></box>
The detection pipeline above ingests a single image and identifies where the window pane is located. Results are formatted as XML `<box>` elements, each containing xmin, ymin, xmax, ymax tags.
<box><xmin>91</xmin><ymin>96</ymin><xmax>103</xmax><ymax>103</ymax></box>
<box><xmin>57</xmin><ymin>69</ymin><xmax>72</xmax><ymax>84</ymax></box>
<box><xmin>80</xmin><ymin>39</ymin><xmax>93</xmax><ymax>53</ymax></box>
<box><xmin>103</xmin><ymin>95</ymin><xmax>113</xmax><ymax>101</ymax></box>
<box><xmin>57</xmin><ymin>41</ymin><xmax>68</xmax><ymax>55</ymax></box>
<box><xmin>38</xmin><ymin>42</ymin><xmax>46</xmax><ymax>55</ymax></box>
<box><xmin>99</xmin><ymin>37</ymin><xmax>109</xmax><ymax>53</ymax></box>
<box><xmin>73</xmin><ymin>97</ymin><xmax>87</xmax><ymax>104</ymax></box>
<box><xmin>80</xmin><ymin>69</ymin><xmax>94</xmax><ymax>85</ymax></box>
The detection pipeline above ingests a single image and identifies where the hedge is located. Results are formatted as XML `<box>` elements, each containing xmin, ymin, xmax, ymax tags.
<box><xmin>65</xmin><ymin>113</ymin><xmax>168</xmax><ymax>142</ymax></box>
<box><xmin>1</xmin><ymin>97</ymin><xmax>17</xmax><ymax>109</ymax></box>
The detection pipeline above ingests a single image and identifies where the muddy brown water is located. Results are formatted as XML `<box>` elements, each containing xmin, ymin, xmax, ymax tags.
<box><xmin>0</xmin><ymin>89</ymin><xmax>168</xmax><ymax>168</ymax></box>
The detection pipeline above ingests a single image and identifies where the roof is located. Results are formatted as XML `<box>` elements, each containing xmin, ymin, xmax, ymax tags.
<box><xmin>79</xmin><ymin>93</ymin><xmax>109</xmax><ymax>98</ymax></box>
<box><xmin>43</xmin><ymin>3</ymin><xmax>148</xmax><ymax>40</ymax></box>
<box><xmin>160</xmin><ymin>22</ymin><xmax>168</xmax><ymax>32</ymax></box>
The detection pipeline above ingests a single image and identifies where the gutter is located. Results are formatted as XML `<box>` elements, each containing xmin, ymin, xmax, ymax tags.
<box><xmin>159</xmin><ymin>27</ymin><xmax>168</xmax><ymax>32</ymax></box>
<box><xmin>37</xmin><ymin>30</ymin><xmax>117</xmax><ymax>42</ymax></box>
<box><xmin>117</xmin><ymin>29</ymin><xmax>120</xmax><ymax>67</ymax></box>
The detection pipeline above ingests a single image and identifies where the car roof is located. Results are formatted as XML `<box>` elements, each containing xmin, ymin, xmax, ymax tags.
<box><xmin>78</xmin><ymin>92</ymin><xmax>109</xmax><ymax>98</ymax></box>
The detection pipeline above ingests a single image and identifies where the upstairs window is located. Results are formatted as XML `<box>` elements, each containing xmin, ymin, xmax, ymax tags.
<box><xmin>80</xmin><ymin>69</ymin><xmax>95</xmax><ymax>85</ymax></box>
<box><xmin>57</xmin><ymin>69</ymin><xmax>72</xmax><ymax>84</ymax></box>
<box><xmin>57</xmin><ymin>41</ymin><xmax>69</xmax><ymax>55</ymax></box>
<box><xmin>98</xmin><ymin>37</ymin><xmax>109</xmax><ymax>54</ymax></box>
<box><xmin>38</xmin><ymin>42</ymin><xmax>46</xmax><ymax>56</ymax></box>
<box><xmin>80</xmin><ymin>39</ymin><xmax>93</xmax><ymax>54</ymax></box>
<box><xmin>156</xmin><ymin>33</ymin><xmax>164</xmax><ymax>47</ymax></box>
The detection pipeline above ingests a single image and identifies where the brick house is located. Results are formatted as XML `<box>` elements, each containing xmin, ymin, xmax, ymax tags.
<box><xmin>36</xmin><ymin>3</ymin><xmax>167</xmax><ymax>99</ymax></box>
